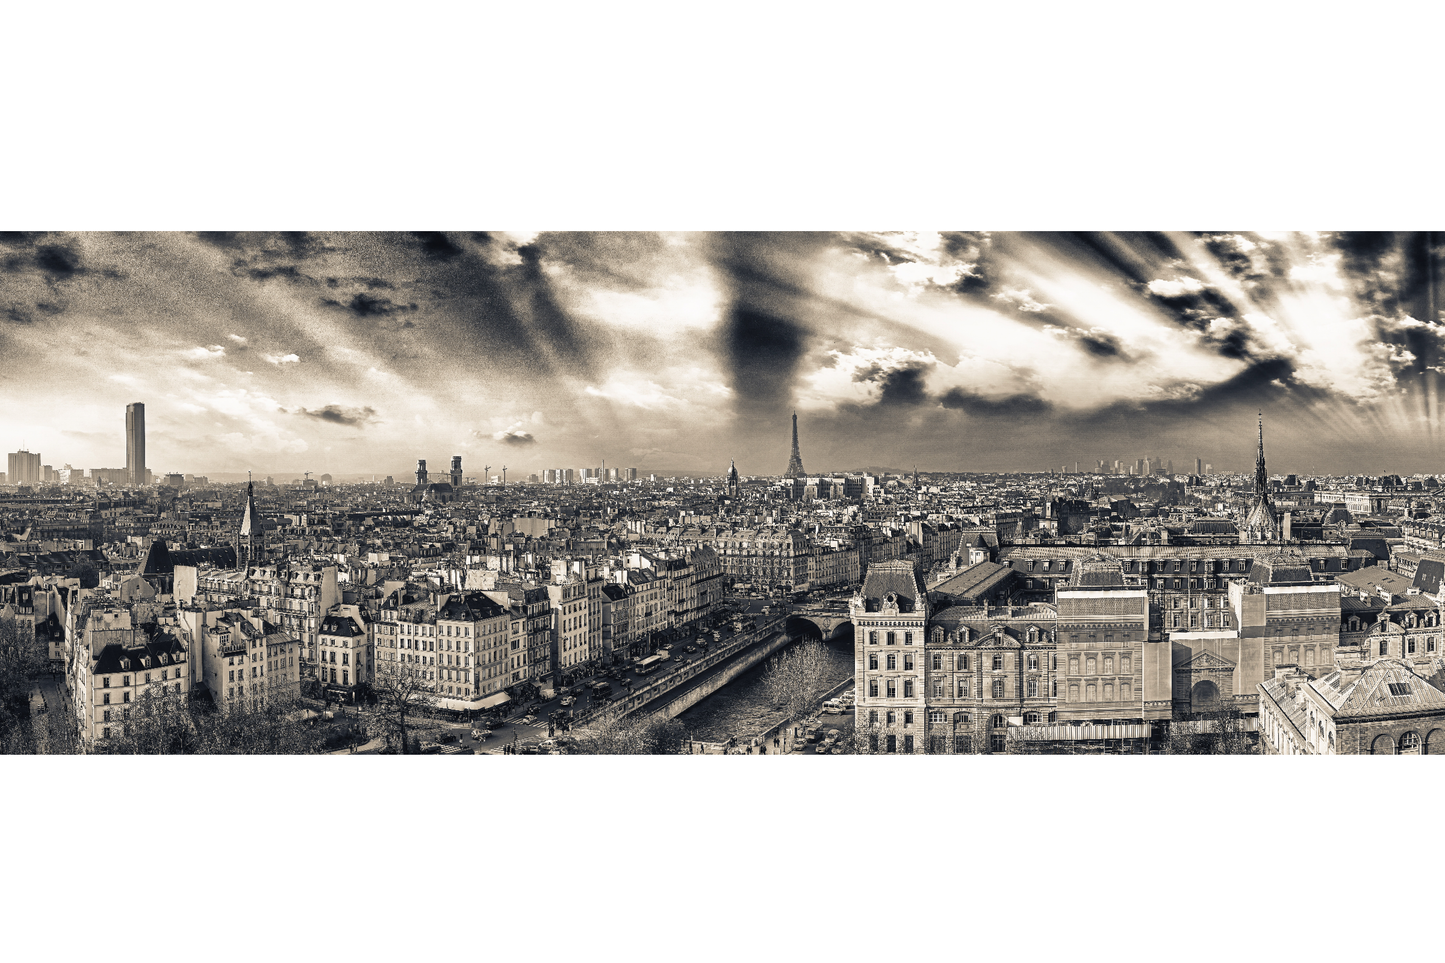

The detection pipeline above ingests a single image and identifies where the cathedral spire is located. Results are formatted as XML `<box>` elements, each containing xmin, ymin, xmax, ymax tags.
<box><xmin>1255</xmin><ymin>411</ymin><xmax>1269</xmax><ymax>498</ymax></box>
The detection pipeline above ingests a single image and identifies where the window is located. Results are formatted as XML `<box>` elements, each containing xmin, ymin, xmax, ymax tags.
<box><xmin>103</xmin><ymin>677</ymin><xmax>110</xmax><ymax>688</ymax></box>
<box><xmin>954</xmin><ymin>734</ymin><xmax>970</xmax><ymax>753</ymax></box>
<box><xmin>934</xmin><ymin>683</ymin><xmax>944</xmax><ymax>698</ymax></box>
<box><xmin>903</xmin><ymin>680</ymin><xmax>914</xmax><ymax>698</ymax></box>
<box><xmin>1103</xmin><ymin>656</ymin><xmax>1114</xmax><ymax>674</ymax></box>
<box><xmin>1027</xmin><ymin>655</ymin><xmax>1039</xmax><ymax>671</ymax></box>
<box><xmin>1023</xmin><ymin>711</ymin><xmax>1041</xmax><ymax>724</ymax></box>
<box><xmin>1387</xmin><ymin>682</ymin><xmax>1412</xmax><ymax>696</ymax></box>
<box><xmin>904</xmin><ymin>632</ymin><xmax>913</xmax><ymax>645</ymax></box>
<box><xmin>1408</xmin><ymin>638</ymin><xmax>1417</xmax><ymax>655</ymax></box>
<box><xmin>992</xmin><ymin>714</ymin><xmax>1006</xmax><ymax>729</ymax></box>
<box><xmin>868</xmin><ymin>709</ymin><xmax>878</xmax><ymax>726</ymax></box>
<box><xmin>929</xmin><ymin>710</ymin><xmax>945</xmax><ymax>724</ymax></box>
<box><xmin>1069</xmin><ymin>683</ymin><xmax>1079</xmax><ymax>702</ymax></box>
<box><xmin>1380</xmin><ymin>640</ymin><xmax>1389</xmax><ymax>657</ymax></box>
<box><xmin>869</xmin><ymin>631</ymin><xmax>877</xmax><ymax>644</ymax></box>
<box><xmin>1120</xmin><ymin>681</ymin><xmax>1132</xmax><ymax>701</ymax></box>
<box><xmin>957</xmin><ymin>679</ymin><xmax>968</xmax><ymax>698</ymax></box>
<box><xmin>886</xmin><ymin>681</ymin><xmax>897</xmax><ymax>698</ymax></box>
<box><xmin>903</xmin><ymin>655</ymin><xmax>914</xmax><ymax>671</ymax></box>
<box><xmin>991</xmin><ymin>679</ymin><xmax>1005</xmax><ymax>699</ymax></box>
<box><xmin>903</xmin><ymin>734</ymin><xmax>914</xmax><ymax>753</ymax></box>
<box><xmin>1431</xmin><ymin>637</ymin><xmax>1438</xmax><ymax>653</ymax></box>
<box><xmin>1121</xmin><ymin>655</ymin><xmax>1132</xmax><ymax>674</ymax></box>
<box><xmin>958</xmin><ymin>654</ymin><xmax>969</xmax><ymax>671</ymax></box>
<box><xmin>102</xmin><ymin>693</ymin><xmax>110</xmax><ymax>705</ymax></box>
<box><xmin>886</xmin><ymin>710</ymin><xmax>896</xmax><ymax>725</ymax></box>
<box><xmin>1104</xmin><ymin>682</ymin><xmax>1114</xmax><ymax>701</ymax></box>
<box><xmin>869</xmin><ymin>653</ymin><xmax>878</xmax><ymax>670</ymax></box>
<box><xmin>1069</xmin><ymin>656</ymin><xmax>1079</xmax><ymax>675</ymax></box>
<box><xmin>1027</xmin><ymin>678</ymin><xmax>1038</xmax><ymax>698</ymax></box>
<box><xmin>932</xmin><ymin>654</ymin><xmax>942</xmax><ymax>671</ymax></box>
<box><xmin>886</xmin><ymin>632</ymin><xmax>896</xmax><ymax>645</ymax></box>
<box><xmin>1052</xmin><ymin>680</ymin><xmax>1057</xmax><ymax>697</ymax></box>
<box><xmin>904</xmin><ymin>710</ymin><xmax>914</xmax><ymax>725</ymax></box>
<box><xmin>992</xmin><ymin>654</ymin><xmax>1003</xmax><ymax>671</ymax></box>
<box><xmin>886</xmin><ymin>653</ymin><xmax>897</xmax><ymax>670</ymax></box>
<box><xmin>886</xmin><ymin>735</ymin><xmax>897</xmax><ymax>753</ymax></box>
<box><xmin>869</xmin><ymin>679</ymin><xmax>879</xmax><ymax>697</ymax></box>
<box><xmin>1085</xmin><ymin>683</ymin><xmax>1097</xmax><ymax>702</ymax></box>
<box><xmin>123</xmin><ymin>692</ymin><xmax>130</xmax><ymax>703</ymax></box>
<box><xmin>1086</xmin><ymin>656</ymin><xmax>1096</xmax><ymax>675</ymax></box>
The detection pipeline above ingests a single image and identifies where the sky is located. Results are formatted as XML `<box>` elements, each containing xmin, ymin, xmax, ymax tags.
<box><xmin>4</xmin><ymin>230</ymin><xmax>1445</xmax><ymax>479</ymax></box>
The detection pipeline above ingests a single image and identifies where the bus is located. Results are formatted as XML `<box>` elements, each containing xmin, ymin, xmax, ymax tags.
<box><xmin>589</xmin><ymin>681</ymin><xmax>612</xmax><ymax>703</ymax></box>
<box><xmin>635</xmin><ymin>654</ymin><xmax>666</xmax><ymax>676</ymax></box>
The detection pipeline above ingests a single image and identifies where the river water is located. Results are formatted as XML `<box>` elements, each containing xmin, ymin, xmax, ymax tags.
<box><xmin>675</xmin><ymin>630</ymin><xmax>855</xmax><ymax>742</ymax></box>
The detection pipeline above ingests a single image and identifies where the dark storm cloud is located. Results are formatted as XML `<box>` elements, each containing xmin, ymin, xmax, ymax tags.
<box><xmin>495</xmin><ymin>429</ymin><xmax>537</xmax><ymax>447</ymax></box>
<box><xmin>322</xmin><ymin>292</ymin><xmax>418</xmax><ymax>317</ymax></box>
<box><xmin>241</xmin><ymin>264</ymin><xmax>312</xmax><ymax>283</ymax></box>
<box><xmin>292</xmin><ymin>405</ymin><xmax>378</xmax><ymax>427</ymax></box>
<box><xmin>706</xmin><ymin>232</ymin><xmax>835</xmax><ymax>419</ymax></box>
<box><xmin>324</xmin><ymin>276</ymin><xmax>393</xmax><ymax>290</ymax></box>
<box><xmin>1070</xmin><ymin>357</ymin><xmax>1306</xmax><ymax>433</ymax></box>
<box><xmin>414</xmin><ymin>231</ymin><xmax>464</xmax><ymax>261</ymax></box>
<box><xmin>938</xmin><ymin>388</ymin><xmax>1053</xmax><ymax>416</ymax></box>
<box><xmin>1328</xmin><ymin>231</ymin><xmax>1445</xmax><ymax>372</ymax></box>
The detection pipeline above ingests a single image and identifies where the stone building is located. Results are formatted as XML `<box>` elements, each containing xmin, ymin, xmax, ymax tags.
<box><xmin>1053</xmin><ymin>556</ymin><xmax>1152</xmax><ymax>726</ymax></box>
<box><xmin>849</xmin><ymin>560</ymin><xmax>930</xmax><ymax>753</ymax></box>
<box><xmin>1257</xmin><ymin>659</ymin><xmax>1445</xmax><ymax>754</ymax></box>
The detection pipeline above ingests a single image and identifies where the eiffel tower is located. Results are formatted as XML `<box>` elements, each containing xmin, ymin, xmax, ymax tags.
<box><xmin>785</xmin><ymin>411</ymin><xmax>806</xmax><ymax>478</ymax></box>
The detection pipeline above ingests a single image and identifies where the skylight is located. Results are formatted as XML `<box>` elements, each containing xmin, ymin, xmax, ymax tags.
<box><xmin>1387</xmin><ymin>682</ymin><xmax>1411</xmax><ymax>696</ymax></box>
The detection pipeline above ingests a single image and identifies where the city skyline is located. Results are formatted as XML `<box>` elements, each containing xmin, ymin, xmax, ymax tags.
<box><xmin>6</xmin><ymin>232</ymin><xmax>1445</xmax><ymax>477</ymax></box>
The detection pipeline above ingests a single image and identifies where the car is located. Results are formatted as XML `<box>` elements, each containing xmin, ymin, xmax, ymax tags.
<box><xmin>438</xmin><ymin>731</ymin><xmax>459</xmax><ymax>744</ymax></box>
<box><xmin>470</xmin><ymin>729</ymin><xmax>488</xmax><ymax>741</ymax></box>
<box><xmin>518</xmin><ymin>745</ymin><xmax>541</xmax><ymax>755</ymax></box>
<box><xmin>560</xmin><ymin>695</ymin><xmax>576</xmax><ymax>707</ymax></box>
<box><xmin>521</xmin><ymin>714</ymin><xmax>537</xmax><ymax>724</ymax></box>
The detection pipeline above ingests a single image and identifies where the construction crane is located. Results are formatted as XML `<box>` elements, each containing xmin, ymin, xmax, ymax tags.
<box><xmin>303</xmin><ymin>471</ymin><xmax>312</xmax><ymax>482</ymax></box>
<box><xmin>502</xmin><ymin>465</ymin><xmax>507</xmax><ymax>486</ymax></box>
<box><xmin>484</xmin><ymin>465</ymin><xmax>491</xmax><ymax>486</ymax></box>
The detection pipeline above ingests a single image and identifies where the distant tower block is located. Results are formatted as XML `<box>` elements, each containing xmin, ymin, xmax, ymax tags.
<box><xmin>126</xmin><ymin>402</ymin><xmax>146</xmax><ymax>487</ymax></box>
<box><xmin>785</xmin><ymin>412</ymin><xmax>806</xmax><ymax>478</ymax></box>
<box><xmin>416</xmin><ymin>459</ymin><xmax>428</xmax><ymax>486</ymax></box>
<box><xmin>451</xmin><ymin>455</ymin><xmax>462</xmax><ymax>488</ymax></box>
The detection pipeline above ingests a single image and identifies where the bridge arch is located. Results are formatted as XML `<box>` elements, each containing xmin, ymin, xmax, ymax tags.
<box><xmin>786</xmin><ymin>614</ymin><xmax>854</xmax><ymax>642</ymax></box>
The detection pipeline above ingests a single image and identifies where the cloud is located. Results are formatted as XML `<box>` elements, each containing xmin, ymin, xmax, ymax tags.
<box><xmin>991</xmin><ymin>288</ymin><xmax>1050</xmax><ymax>312</ymax></box>
<box><xmin>227</xmin><ymin>333</ymin><xmax>248</xmax><ymax>344</ymax></box>
<box><xmin>1146</xmin><ymin>276</ymin><xmax>1206</xmax><ymax>298</ymax></box>
<box><xmin>263</xmin><ymin>353</ymin><xmax>300</xmax><ymax>365</ymax></box>
<box><xmin>185</xmin><ymin>345</ymin><xmax>226</xmax><ymax>359</ymax></box>
<box><xmin>322</xmin><ymin>292</ymin><xmax>419</xmax><ymax>317</ymax></box>
<box><xmin>292</xmin><ymin>405</ymin><xmax>378</xmax><ymax>427</ymax></box>
<box><xmin>484</xmin><ymin>421</ymin><xmax>537</xmax><ymax>446</ymax></box>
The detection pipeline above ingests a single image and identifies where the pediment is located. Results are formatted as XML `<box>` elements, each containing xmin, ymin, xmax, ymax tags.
<box><xmin>1177</xmin><ymin>650</ymin><xmax>1235</xmax><ymax>672</ymax></box>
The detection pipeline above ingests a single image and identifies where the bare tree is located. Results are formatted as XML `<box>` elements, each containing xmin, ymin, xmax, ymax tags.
<box><xmin>1164</xmin><ymin>703</ymin><xmax>1256</xmax><ymax>755</ymax></box>
<box><xmin>0</xmin><ymin>619</ymin><xmax>44</xmax><ymax>750</ymax></box>
<box><xmin>568</xmin><ymin>708</ymin><xmax>686</xmax><ymax>755</ymax></box>
<box><xmin>761</xmin><ymin>638</ymin><xmax>831</xmax><ymax>732</ymax></box>
<box><xmin>367</xmin><ymin>661</ymin><xmax>438</xmax><ymax>754</ymax></box>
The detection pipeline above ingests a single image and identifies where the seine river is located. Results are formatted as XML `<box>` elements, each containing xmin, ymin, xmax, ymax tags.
<box><xmin>674</xmin><ymin>629</ymin><xmax>855</xmax><ymax>743</ymax></box>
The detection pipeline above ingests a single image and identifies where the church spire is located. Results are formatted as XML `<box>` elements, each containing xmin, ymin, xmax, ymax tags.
<box><xmin>1254</xmin><ymin>411</ymin><xmax>1269</xmax><ymax>498</ymax></box>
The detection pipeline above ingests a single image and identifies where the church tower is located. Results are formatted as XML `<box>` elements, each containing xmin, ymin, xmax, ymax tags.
<box><xmin>1242</xmin><ymin>412</ymin><xmax>1280</xmax><ymax>542</ymax></box>
<box><xmin>450</xmin><ymin>455</ymin><xmax>462</xmax><ymax>489</ymax></box>
<box><xmin>785</xmin><ymin>412</ymin><xmax>806</xmax><ymax>478</ymax></box>
<box><xmin>727</xmin><ymin>459</ymin><xmax>740</xmax><ymax>498</ymax></box>
<box><xmin>236</xmin><ymin>478</ymin><xmax>265</xmax><ymax>570</ymax></box>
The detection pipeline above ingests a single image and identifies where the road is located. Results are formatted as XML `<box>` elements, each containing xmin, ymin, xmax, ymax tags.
<box><xmin>377</xmin><ymin>593</ymin><xmax>797</xmax><ymax>755</ymax></box>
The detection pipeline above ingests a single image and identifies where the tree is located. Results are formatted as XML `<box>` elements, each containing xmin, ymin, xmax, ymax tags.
<box><xmin>1163</xmin><ymin>703</ymin><xmax>1256</xmax><ymax>755</ymax></box>
<box><xmin>0</xmin><ymin>619</ymin><xmax>44</xmax><ymax>750</ymax></box>
<box><xmin>367</xmin><ymin>661</ymin><xmax>438</xmax><ymax>754</ymax></box>
<box><xmin>65</xmin><ymin>561</ymin><xmax>100</xmax><ymax>589</ymax></box>
<box><xmin>761</xmin><ymin>638</ymin><xmax>830</xmax><ymax>732</ymax></box>
<box><xmin>568</xmin><ymin>708</ymin><xmax>687</xmax><ymax>755</ymax></box>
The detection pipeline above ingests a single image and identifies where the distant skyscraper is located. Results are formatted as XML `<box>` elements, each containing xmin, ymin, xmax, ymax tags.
<box><xmin>7</xmin><ymin>449</ymin><xmax>40</xmax><ymax>485</ymax></box>
<box><xmin>1195</xmin><ymin>457</ymin><xmax>1203</xmax><ymax>475</ymax></box>
<box><xmin>126</xmin><ymin>402</ymin><xmax>146</xmax><ymax>486</ymax></box>
<box><xmin>785</xmin><ymin>412</ymin><xmax>806</xmax><ymax>478</ymax></box>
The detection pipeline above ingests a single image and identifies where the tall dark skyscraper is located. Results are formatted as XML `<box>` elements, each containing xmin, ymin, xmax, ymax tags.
<box><xmin>785</xmin><ymin>412</ymin><xmax>806</xmax><ymax>478</ymax></box>
<box><xmin>125</xmin><ymin>402</ymin><xmax>146</xmax><ymax>486</ymax></box>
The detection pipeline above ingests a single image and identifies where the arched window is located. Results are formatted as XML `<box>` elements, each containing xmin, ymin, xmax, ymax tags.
<box><xmin>991</xmin><ymin>679</ymin><xmax>1005</xmax><ymax>698</ymax></box>
<box><xmin>1086</xmin><ymin>656</ymin><xmax>1097</xmax><ymax>675</ymax></box>
<box><xmin>1068</xmin><ymin>683</ymin><xmax>1079</xmax><ymax>702</ymax></box>
<box><xmin>1305</xmin><ymin>648</ymin><xmax>1315</xmax><ymax>666</ymax></box>
<box><xmin>1400</xmin><ymin>732</ymin><xmax>1421</xmax><ymax>754</ymax></box>
<box><xmin>1371</xmin><ymin>733</ymin><xmax>1395</xmax><ymax>755</ymax></box>
<box><xmin>1380</xmin><ymin>639</ymin><xmax>1389</xmax><ymax>657</ymax></box>
<box><xmin>1103</xmin><ymin>682</ymin><xmax>1114</xmax><ymax>701</ymax></box>
<box><xmin>1427</xmin><ymin>729</ymin><xmax>1445</xmax><ymax>754</ymax></box>
<box><xmin>1120</xmin><ymin>681</ymin><xmax>1131</xmax><ymax>701</ymax></box>
<box><xmin>1085</xmin><ymin>683</ymin><xmax>1097</xmax><ymax>702</ymax></box>
<box><xmin>1103</xmin><ymin>656</ymin><xmax>1114</xmax><ymax>675</ymax></box>
<box><xmin>1069</xmin><ymin>657</ymin><xmax>1079</xmax><ymax>675</ymax></box>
